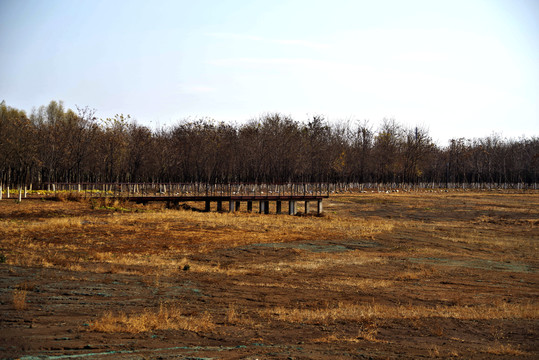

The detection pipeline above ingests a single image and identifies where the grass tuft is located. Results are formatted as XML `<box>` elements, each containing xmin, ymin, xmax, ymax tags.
<box><xmin>12</xmin><ymin>289</ymin><xmax>28</xmax><ymax>310</ymax></box>
<box><xmin>484</xmin><ymin>343</ymin><xmax>528</xmax><ymax>355</ymax></box>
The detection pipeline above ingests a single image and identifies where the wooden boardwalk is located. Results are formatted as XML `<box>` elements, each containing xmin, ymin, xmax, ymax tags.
<box><xmin>126</xmin><ymin>194</ymin><xmax>328</xmax><ymax>215</ymax></box>
<box><xmin>7</xmin><ymin>182</ymin><xmax>330</xmax><ymax>215</ymax></box>
<box><xmin>60</xmin><ymin>183</ymin><xmax>330</xmax><ymax>215</ymax></box>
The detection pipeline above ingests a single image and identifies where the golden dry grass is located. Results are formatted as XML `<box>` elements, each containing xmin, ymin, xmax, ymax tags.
<box><xmin>261</xmin><ymin>301</ymin><xmax>539</xmax><ymax>325</ymax></box>
<box><xmin>233</xmin><ymin>275</ymin><xmax>393</xmax><ymax>293</ymax></box>
<box><xmin>484</xmin><ymin>343</ymin><xmax>528</xmax><ymax>356</ymax></box>
<box><xmin>224</xmin><ymin>303</ymin><xmax>256</xmax><ymax>326</ymax></box>
<box><xmin>0</xmin><ymin>205</ymin><xmax>393</xmax><ymax>274</ymax></box>
<box><xmin>394</xmin><ymin>265</ymin><xmax>436</xmax><ymax>281</ymax></box>
<box><xmin>327</xmin><ymin>278</ymin><xmax>393</xmax><ymax>289</ymax></box>
<box><xmin>225</xmin><ymin>304</ymin><xmax>238</xmax><ymax>324</ymax></box>
<box><xmin>12</xmin><ymin>288</ymin><xmax>28</xmax><ymax>310</ymax></box>
<box><xmin>312</xmin><ymin>322</ymin><xmax>383</xmax><ymax>343</ymax></box>
<box><xmin>90</xmin><ymin>303</ymin><xmax>215</xmax><ymax>333</ymax></box>
<box><xmin>250</xmin><ymin>250</ymin><xmax>385</xmax><ymax>272</ymax></box>
<box><xmin>428</xmin><ymin>345</ymin><xmax>441</xmax><ymax>357</ymax></box>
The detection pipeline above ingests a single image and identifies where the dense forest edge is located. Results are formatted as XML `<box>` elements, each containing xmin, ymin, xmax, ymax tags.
<box><xmin>1</xmin><ymin>100</ymin><xmax>537</xmax><ymax>189</ymax></box>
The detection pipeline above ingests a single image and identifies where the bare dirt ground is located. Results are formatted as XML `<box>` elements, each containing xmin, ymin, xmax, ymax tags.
<box><xmin>0</xmin><ymin>191</ymin><xmax>538</xmax><ymax>359</ymax></box>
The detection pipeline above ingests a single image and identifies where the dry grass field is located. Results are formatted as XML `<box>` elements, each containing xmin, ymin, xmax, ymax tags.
<box><xmin>0</xmin><ymin>191</ymin><xmax>537</xmax><ymax>359</ymax></box>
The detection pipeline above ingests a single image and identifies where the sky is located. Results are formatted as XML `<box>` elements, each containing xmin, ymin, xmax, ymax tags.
<box><xmin>1</xmin><ymin>0</ymin><xmax>538</xmax><ymax>145</ymax></box>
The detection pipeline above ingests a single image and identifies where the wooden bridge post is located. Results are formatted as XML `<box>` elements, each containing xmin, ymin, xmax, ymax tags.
<box><xmin>289</xmin><ymin>200</ymin><xmax>297</xmax><ymax>215</ymax></box>
<box><xmin>217</xmin><ymin>201</ymin><xmax>223</xmax><ymax>212</ymax></box>
<box><xmin>304</xmin><ymin>201</ymin><xmax>310</xmax><ymax>214</ymax></box>
<box><xmin>229</xmin><ymin>200</ymin><xmax>235</xmax><ymax>213</ymax></box>
<box><xmin>264</xmin><ymin>200</ymin><xmax>270</xmax><ymax>214</ymax></box>
<box><xmin>235</xmin><ymin>201</ymin><xmax>241</xmax><ymax>211</ymax></box>
<box><xmin>259</xmin><ymin>200</ymin><xmax>265</xmax><ymax>214</ymax></box>
<box><xmin>276</xmin><ymin>200</ymin><xmax>282</xmax><ymax>214</ymax></box>
<box><xmin>205</xmin><ymin>201</ymin><xmax>211</xmax><ymax>212</ymax></box>
<box><xmin>247</xmin><ymin>201</ymin><xmax>253</xmax><ymax>212</ymax></box>
<box><xmin>317</xmin><ymin>199</ymin><xmax>323</xmax><ymax>215</ymax></box>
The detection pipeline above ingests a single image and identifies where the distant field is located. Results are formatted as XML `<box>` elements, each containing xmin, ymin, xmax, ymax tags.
<box><xmin>0</xmin><ymin>191</ymin><xmax>538</xmax><ymax>359</ymax></box>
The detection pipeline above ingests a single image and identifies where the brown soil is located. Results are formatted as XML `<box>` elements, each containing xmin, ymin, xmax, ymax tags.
<box><xmin>0</xmin><ymin>191</ymin><xmax>538</xmax><ymax>359</ymax></box>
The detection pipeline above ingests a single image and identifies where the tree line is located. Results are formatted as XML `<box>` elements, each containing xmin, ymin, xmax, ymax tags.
<box><xmin>1</xmin><ymin>100</ymin><xmax>537</xmax><ymax>188</ymax></box>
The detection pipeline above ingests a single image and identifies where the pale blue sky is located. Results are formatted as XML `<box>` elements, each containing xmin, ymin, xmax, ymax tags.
<box><xmin>1</xmin><ymin>0</ymin><xmax>537</xmax><ymax>144</ymax></box>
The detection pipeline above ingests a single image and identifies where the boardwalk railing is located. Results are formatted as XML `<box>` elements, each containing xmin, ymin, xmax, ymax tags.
<box><xmin>43</xmin><ymin>182</ymin><xmax>331</xmax><ymax>198</ymax></box>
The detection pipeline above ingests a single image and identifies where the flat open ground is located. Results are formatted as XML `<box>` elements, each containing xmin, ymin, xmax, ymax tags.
<box><xmin>0</xmin><ymin>191</ymin><xmax>538</xmax><ymax>359</ymax></box>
